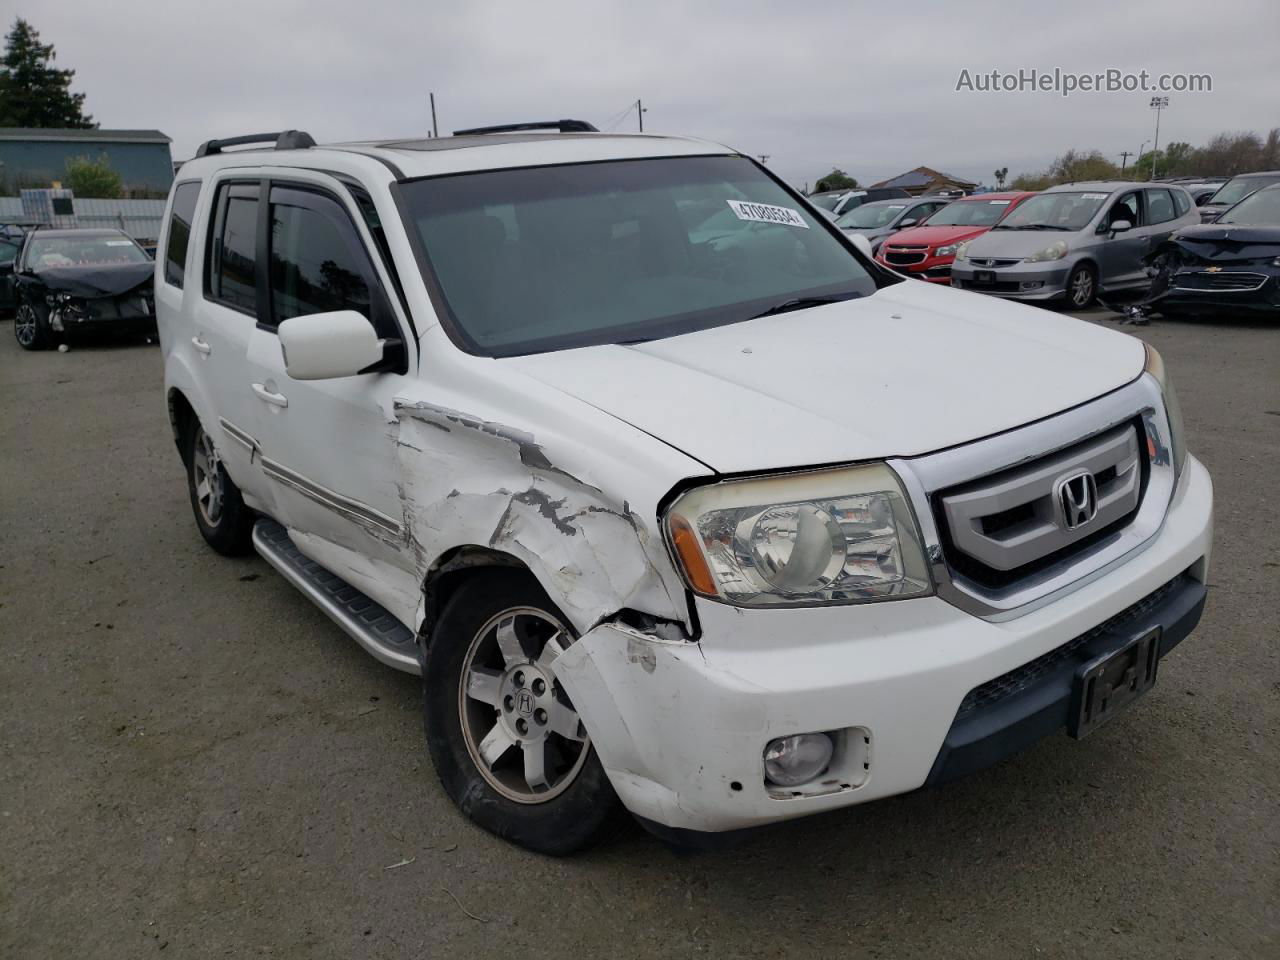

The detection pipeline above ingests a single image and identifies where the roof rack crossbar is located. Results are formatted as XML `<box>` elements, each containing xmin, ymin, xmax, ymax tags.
<box><xmin>194</xmin><ymin>129</ymin><xmax>316</xmax><ymax>158</ymax></box>
<box><xmin>451</xmin><ymin>119</ymin><xmax>599</xmax><ymax>136</ymax></box>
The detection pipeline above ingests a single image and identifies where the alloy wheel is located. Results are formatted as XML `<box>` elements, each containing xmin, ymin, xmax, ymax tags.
<box><xmin>191</xmin><ymin>426</ymin><xmax>225</xmax><ymax>526</ymax></box>
<box><xmin>1070</xmin><ymin>269</ymin><xmax>1094</xmax><ymax>307</ymax></box>
<box><xmin>458</xmin><ymin>607</ymin><xmax>590</xmax><ymax>804</ymax></box>
<box><xmin>14</xmin><ymin>304</ymin><xmax>37</xmax><ymax>346</ymax></box>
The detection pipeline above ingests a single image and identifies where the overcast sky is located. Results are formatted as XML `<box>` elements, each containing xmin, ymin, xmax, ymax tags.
<box><xmin>12</xmin><ymin>0</ymin><xmax>1279</xmax><ymax>188</ymax></box>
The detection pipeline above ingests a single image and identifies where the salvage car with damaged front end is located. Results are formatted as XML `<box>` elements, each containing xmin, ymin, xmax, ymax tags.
<box><xmin>12</xmin><ymin>228</ymin><xmax>156</xmax><ymax>350</ymax></box>
<box><xmin>157</xmin><ymin>124</ymin><xmax>1214</xmax><ymax>854</ymax></box>
<box><xmin>1140</xmin><ymin>182</ymin><xmax>1280</xmax><ymax>319</ymax></box>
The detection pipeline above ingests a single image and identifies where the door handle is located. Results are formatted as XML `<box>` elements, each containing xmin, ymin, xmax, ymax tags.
<box><xmin>251</xmin><ymin>382</ymin><xmax>289</xmax><ymax>408</ymax></box>
<box><xmin>191</xmin><ymin>335</ymin><xmax>212</xmax><ymax>355</ymax></box>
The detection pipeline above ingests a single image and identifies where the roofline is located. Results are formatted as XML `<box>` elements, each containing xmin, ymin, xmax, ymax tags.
<box><xmin>0</xmin><ymin>131</ymin><xmax>172</xmax><ymax>144</ymax></box>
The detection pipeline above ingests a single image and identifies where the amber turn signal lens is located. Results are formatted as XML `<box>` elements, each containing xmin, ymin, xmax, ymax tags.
<box><xmin>669</xmin><ymin>514</ymin><xmax>717</xmax><ymax>596</ymax></box>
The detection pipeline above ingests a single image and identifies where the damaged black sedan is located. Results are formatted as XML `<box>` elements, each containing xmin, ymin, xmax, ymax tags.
<box><xmin>12</xmin><ymin>228</ymin><xmax>156</xmax><ymax>351</ymax></box>
<box><xmin>1145</xmin><ymin>183</ymin><xmax>1280</xmax><ymax>319</ymax></box>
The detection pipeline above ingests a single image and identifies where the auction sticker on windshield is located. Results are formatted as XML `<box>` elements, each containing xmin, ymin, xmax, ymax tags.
<box><xmin>728</xmin><ymin>200</ymin><xmax>810</xmax><ymax>228</ymax></box>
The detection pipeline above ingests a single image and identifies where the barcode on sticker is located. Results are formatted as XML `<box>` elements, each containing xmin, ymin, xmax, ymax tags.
<box><xmin>727</xmin><ymin>200</ymin><xmax>809</xmax><ymax>228</ymax></box>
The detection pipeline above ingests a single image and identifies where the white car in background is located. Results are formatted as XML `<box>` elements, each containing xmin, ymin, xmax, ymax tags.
<box><xmin>156</xmin><ymin>123</ymin><xmax>1213</xmax><ymax>854</ymax></box>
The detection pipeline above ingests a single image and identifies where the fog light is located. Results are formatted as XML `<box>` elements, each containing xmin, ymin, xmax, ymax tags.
<box><xmin>763</xmin><ymin>733</ymin><xmax>833</xmax><ymax>786</ymax></box>
<box><xmin>1020</xmin><ymin>280</ymin><xmax>1045</xmax><ymax>290</ymax></box>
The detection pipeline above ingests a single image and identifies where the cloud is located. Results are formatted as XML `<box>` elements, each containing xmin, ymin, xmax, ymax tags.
<box><xmin>13</xmin><ymin>0</ymin><xmax>1279</xmax><ymax>188</ymax></box>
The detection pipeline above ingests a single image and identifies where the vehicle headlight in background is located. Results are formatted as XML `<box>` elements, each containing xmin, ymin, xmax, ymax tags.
<box><xmin>665</xmin><ymin>464</ymin><xmax>933</xmax><ymax>607</ymax></box>
<box><xmin>934</xmin><ymin>243</ymin><xmax>960</xmax><ymax>257</ymax></box>
<box><xmin>1024</xmin><ymin>240</ymin><xmax>1068</xmax><ymax>263</ymax></box>
<box><xmin>953</xmin><ymin>241</ymin><xmax>970</xmax><ymax>261</ymax></box>
<box><xmin>1144</xmin><ymin>344</ymin><xmax>1187</xmax><ymax>480</ymax></box>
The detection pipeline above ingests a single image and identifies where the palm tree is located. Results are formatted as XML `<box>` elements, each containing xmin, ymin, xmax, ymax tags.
<box><xmin>993</xmin><ymin>167</ymin><xmax>1008</xmax><ymax>189</ymax></box>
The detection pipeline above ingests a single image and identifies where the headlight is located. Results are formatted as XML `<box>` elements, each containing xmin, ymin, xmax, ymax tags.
<box><xmin>1144</xmin><ymin>344</ymin><xmax>1187</xmax><ymax>480</ymax></box>
<box><xmin>953</xmin><ymin>241</ymin><xmax>970</xmax><ymax>261</ymax></box>
<box><xmin>665</xmin><ymin>463</ymin><xmax>933</xmax><ymax>607</ymax></box>
<box><xmin>934</xmin><ymin>243</ymin><xmax>960</xmax><ymax>257</ymax></box>
<box><xmin>1024</xmin><ymin>240</ymin><xmax>1068</xmax><ymax>263</ymax></box>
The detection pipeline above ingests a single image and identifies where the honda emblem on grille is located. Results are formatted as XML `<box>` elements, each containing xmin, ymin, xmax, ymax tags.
<box><xmin>1056</xmin><ymin>471</ymin><xmax>1099</xmax><ymax>530</ymax></box>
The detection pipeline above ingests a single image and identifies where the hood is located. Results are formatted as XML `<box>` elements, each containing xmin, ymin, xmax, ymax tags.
<box><xmin>842</xmin><ymin>225</ymin><xmax>895</xmax><ymax>242</ymax></box>
<box><xmin>1148</xmin><ymin>225</ymin><xmax>1280</xmax><ymax>266</ymax></box>
<box><xmin>964</xmin><ymin>227</ymin><xmax>1080</xmax><ymax>258</ymax></box>
<box><xmin>30</xmin><ymin>261</ymin><xmax>153</xmax><ymax>299</ymax></box>
<box><xmin>881</xmin><ymin>224</ymin><xmax>988</xmax><ymax>248</ymax></box>
<box><xmin>505</xmin><ymin>281</ymin><xmax>1145</xmax><ymax>473</ymax></box>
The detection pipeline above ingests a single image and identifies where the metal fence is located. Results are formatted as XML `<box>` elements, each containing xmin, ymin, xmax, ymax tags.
<box><xmin>0</xmin><ymin>195</ymin><xmax>167</xmax><ymax>243</ymax></box>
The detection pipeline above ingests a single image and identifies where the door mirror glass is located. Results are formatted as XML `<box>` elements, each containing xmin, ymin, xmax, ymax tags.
<box><xmin>1109</xmin><ymin>219</ymin><xmax>1132</xmax><ymax>234</ymax></box>
<box><xmin>278</xmin><ymin>310</ymin><xmax>387</xmax><ymax>380</ymax></box>
<box><xmin>848</xmin><ymin>233</ymin><xmax>874</xmax><ymax>259</ymax></box>
<box><xmin>900</xmin><ymin>218</ymin><xmax>918</xmax><ymax>227</ymax></box>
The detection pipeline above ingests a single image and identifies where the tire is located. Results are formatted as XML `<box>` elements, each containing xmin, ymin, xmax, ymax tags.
<box><xmin>422</xmin><ymin>569</ymin><xmax>628</xmax><ymax>855</ymax></box>
<box><xmin>185</xmin><ymin>420</ymin><xmax>255</xmax><ymax>556</ymax></box>
<box><xmin>1063</xmin><ymin>263</ymin><xmax>1097</xmax><ymax>310</ymax></box>
<box><xmin>14</xmin><ymin>301</ymin><xmax>55</xmax><ymax>350</ymax></box>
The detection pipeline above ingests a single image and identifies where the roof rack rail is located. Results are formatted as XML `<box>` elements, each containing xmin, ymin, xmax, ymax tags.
<box><xmin>451</xmin><ymin>119</ymin><xmax>598</xmax><ymax>136</ymax></box>
<box><xmin>194</xmin><ymin>129</ymin><xmax>316</xmax><ymax>158</ymax></box>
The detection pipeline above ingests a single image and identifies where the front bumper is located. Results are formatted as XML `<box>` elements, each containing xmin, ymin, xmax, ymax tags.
<box><xmin>557</xmin><ymin>456</ymin><xmax>1213</xmax><ymax>836</ymax></box>
<box><xmin>951</xmin><ymin>260</ymin><xmax>1071</xmax><ymax>300</ymax></box>
<box><xmin>877</xmin><ymin>252</ymin><xmax>956</xmax><ymax>283</ymax></box>
<box><xmin>1160</xmin><ymin>272</ymin><xmax>1280</xmax><ymax>316</ymax></box>
<box><xmin>49</xmin><ymin>299</ymin><xmax>157</xmax><ymax>339</ymax></box>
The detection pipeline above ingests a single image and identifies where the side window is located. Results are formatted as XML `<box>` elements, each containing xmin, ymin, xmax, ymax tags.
<box><xmin>0</xmin><ymin>238</ymin><xmax>19</xmax><ymax>266</ymax></box>
<box><xmin>1171</xmin><ymin>189</ymin><xmax>1191</xmax><ymax>217</ymax></box>
<box><xmin>1146</xmin><ymin>188</ymin><xmax>1176</xmax><ymax>225</ymax></box>
<box><xmin>1107</xmin><ymin>191</ymin><xmax>1142</xmax><ymax>228</ymax></box>
<box><xmin>267</xmin><ymin>186</ymin><xmax>374</xmax><ymax>328</ymax></box>
<box><xmin>164</xmin><ymin>181</ymin><xmax>201</xmax><ymax>288</ymax></box>
<box><xmin>206</xmin><ymin>182</ymin><xmax>260</xmax><ymax>313</ymax></box>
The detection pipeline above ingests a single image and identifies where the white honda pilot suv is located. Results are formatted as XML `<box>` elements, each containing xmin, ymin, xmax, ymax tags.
<box><xmin>157</xmin><ymin>123</ymin><xmax>1213</xmax><ymax>854</ymax></box>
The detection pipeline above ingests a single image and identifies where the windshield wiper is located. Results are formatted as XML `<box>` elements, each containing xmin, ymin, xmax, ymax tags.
<box><xmin>748</xmin><ymin>293</ymin><xmax>862</xmax><ymax>320</ymax></box>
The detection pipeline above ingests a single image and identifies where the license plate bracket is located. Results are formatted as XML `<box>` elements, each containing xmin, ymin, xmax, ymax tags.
<box><xmin>974</xmin><ymin>269</ymin><xmax>996</xmax><ymax>284</ymax></box>
<box><xmin>1069</xmin><ymin>628</ymin><xmax>1161</xmax><ymax>739</ymax></box>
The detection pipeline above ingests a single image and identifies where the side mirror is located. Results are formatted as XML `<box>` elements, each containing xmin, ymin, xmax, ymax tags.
<box><xmin>1109</xmin><ymin>219</ymin><xmax>1133</xmax><ymax>235</ymax></box>
<box><xmin>278</xmin><ymin>310</ymin><xmax>397</xmax><ymax>380</ymax></box>
<box><xmin>900</xmin><ymin>218</ymin><xmax>918</xmax><ymax>227</ymax></box>
<box><xmin>848</xmin><ymin>234</ymin><xmax>874</xmax><ymax>259</ymax></box>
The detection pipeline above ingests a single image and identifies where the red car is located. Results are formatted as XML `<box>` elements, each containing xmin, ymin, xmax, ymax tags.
<box><xmin>876</xmin><ymin>191</ymin><xmax>1036</xmax><ymax>284</ymax></box>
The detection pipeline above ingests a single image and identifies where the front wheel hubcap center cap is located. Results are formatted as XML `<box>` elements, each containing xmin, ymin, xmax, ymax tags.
<box><xmin>500</xmin><ymin>664</ymin><xmax>552</xmax><ymax>739</ymax></box>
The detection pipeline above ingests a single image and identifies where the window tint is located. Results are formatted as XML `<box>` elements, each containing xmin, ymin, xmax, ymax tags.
<box><xmin>1107</xmin><ymin>192</ymin><xmax>1142</xmax><ymax>228</ymax></box>
<box><xmin>164</xmin><ymin>182</ymin><xmax>201</xmax><ymax>287</ymax></box>
<box><xmin>268</xmin><ymin>187</ymin><xmax>373</xmax><ymax>325</ymax></box>
<box><xmin>1146</xmin><ymin>188</ymin><xmax>1175</xmax><ymax>224</ymax></box>
<box><xmin>1172</xmin><ymin>189</ymin><xmax>1191</xmax><ymax>217</ymax></box>
<box><xmin>207</xmin><ymin>183</ymin><xmax>259</xmax><ymax>313</ymax></box>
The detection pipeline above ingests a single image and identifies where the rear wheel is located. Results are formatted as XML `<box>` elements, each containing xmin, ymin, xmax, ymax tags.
<box><xmin>1063</xmin><ymin>263</ymin><xmax>1097</xmax><ymax>310</ymax></box>
<box><xmin>14</xmin><ymin>302</ymin><xmax>54</xmax><ymax>350</ymax></box>
<box><xmin>185</xmin><ymin>421</ymin><xmax>254</xmax><ymax>555</ymax></box>
<box><xmin>422</xmin><ymin>570</ymin><xmax>627</xmax><ymax>855</ymax></box>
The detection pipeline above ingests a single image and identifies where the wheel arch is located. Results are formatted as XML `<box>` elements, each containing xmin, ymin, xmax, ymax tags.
<box><xmin>417</xmin><ymin>545</ymin><xmax>529</xmax><ymax>645</ymax></box>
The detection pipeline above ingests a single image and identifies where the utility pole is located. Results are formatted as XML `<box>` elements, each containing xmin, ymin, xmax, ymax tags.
<box><xmin>1149</xmin><ymin>96</ymin><xmax>1169</xmax><ymax>180</ymax></box>
<box><xmin>758</xmin><ymin>154</ymin><xmax>770</xmax><ymax>164</ymax></box>
<box><xmin>636</xmin><ymin>98</ymin><xmax>646</xmax><ymax>132</ymax></box>
<box><xmin>1119</xmin><ymin>150</ymin><xmax>1133</xmax><ymax>173</ymax></box>
<box><xmin>430</xmin><ymin>92</ymin><xmax>438</xmax><ymax>138</ymax></box>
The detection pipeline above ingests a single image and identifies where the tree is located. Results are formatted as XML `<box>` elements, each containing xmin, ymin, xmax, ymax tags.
<box><xmin>993</xmin><ymin>167</ymin><xmax>1008</xmax><ymax>189</ymax></box>
<box><xmin>814</xmin><ymin>169</ymin><xmax>858</xmax><ymax>193</ymax></box>
<box><xmin>0</xmin><ymin>18</ymin><xmax>94</xmax><ymax>128</ymax></box>
<box><xmin>64</xmin><ymin>154</ymin><xmax>121</xmax><ymax>198</ymax></box>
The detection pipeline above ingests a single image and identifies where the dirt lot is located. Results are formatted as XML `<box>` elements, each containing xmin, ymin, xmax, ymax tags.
<box><xmin>1</xmin><ymin>307</ymin><xmax>1277</xmax><ymax>959</ymax></box>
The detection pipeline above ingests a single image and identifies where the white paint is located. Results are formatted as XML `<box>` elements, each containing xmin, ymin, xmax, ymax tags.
<box><xmin>278</xmin><ymin>310</ymin><xmax>385</xmax><ymax>380</ymax></box>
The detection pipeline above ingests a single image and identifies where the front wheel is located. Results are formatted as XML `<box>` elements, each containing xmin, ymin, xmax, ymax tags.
<box><xmin>14</xmin><ymin>301</ymin><xmax>54</xmax><ymax>350</ymax></box>
<box><xmin>1063</xmin><ymin>263</ymin><xmax>1097</xmax><ymax>310</ymax></box>
<box><xmin>422</xmin><ymin>570</ymin><xmax>627</xmax><ymax>855</ymax></box>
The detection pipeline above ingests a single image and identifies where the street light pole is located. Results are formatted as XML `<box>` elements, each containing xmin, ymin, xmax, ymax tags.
<box><xmin>1149</xmin><ymin>96</ymin><xmax>1169</xmax><ymax>180</ymax></box>
<box><xmin>636</xmin><ymin>99</ymin><xmax>646</xmax><ymax>132</ymax></box>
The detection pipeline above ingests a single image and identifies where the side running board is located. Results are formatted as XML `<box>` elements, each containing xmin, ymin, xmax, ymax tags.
<box><xmin>252</xmin><ymin>518</ymin><xmax>420</xmax><ymax>675</ymax></box>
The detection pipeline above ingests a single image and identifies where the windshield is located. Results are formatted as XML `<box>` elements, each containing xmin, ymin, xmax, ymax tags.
<box><xmin>401</xmin><ymin>156</ymin><xmax>881</xmax><ymax>356</ymax></box>
<box><xmin>995</xmin><ymin>191</ymin><xmax>1106</xmax><ymax>231</ymax></box>
<box><xmin>921</xmin><ymin>199</ymin><xmax>1013</xmax><ymax>227</ymax></box>
<box><xmin>1217</xmin><ymin>187</ymin><xmax>1280</xmax><ymax>226</ymax></box>
<box><xmin>838</xmin><ymin>203</ymin><xmax>908</xmax><ymax>229</ymax></box>
<box><xmin>25</xmin><ymin>233</ymin><xmax>149</xmax><ymax>269</ymax></box>
<box><xmin>1208</xmin><ymin>174</ymin><xmax>1280</xmax><ymax>207</ymax></box>
<box><xmin>807</xmin><ymin>193</ymin><xmax>843</xmax><ymax>211</ymax></box>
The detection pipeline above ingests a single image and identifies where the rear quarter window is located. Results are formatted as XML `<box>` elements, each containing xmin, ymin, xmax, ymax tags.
<box><xmin>164</xmin><ymin>181</ymin><xmax>202</xmax><ymax>288</ymax></box>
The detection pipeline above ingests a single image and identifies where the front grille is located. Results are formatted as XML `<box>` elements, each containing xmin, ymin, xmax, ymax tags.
<box><xmin>885</xmin><ymin>247</ymin><xmax>927</xmax><ymax>265</ymax></box>
<box><xmin>85</xmin><ymin>295</ymin><xmax>153</xmax><ymax>319</ymax></box>
<box><xmin>957</xmin><ymin>574</ymin><xmax>1183</xmax><ymax>717</ymax></box>
<box><xmin>968</xmin><ymin>257</ymin><xmax>1021</xmax><ymax>268</ymax></box>
<box><xmin>933</xmin><ymin>422</ymin><xmax>1147</xmax><ymax>590</ymax></box>
<box><xmin>1172</xmin><ymin>271</ymin><xmax>1268</xmax><ymax>292</ymax></box>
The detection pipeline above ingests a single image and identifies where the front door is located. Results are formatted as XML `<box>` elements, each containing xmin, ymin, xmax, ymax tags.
<box><xmin>1096</xmin><ymin>190</ymin><xmax>1147</xmax><ymax>289</ymax></box>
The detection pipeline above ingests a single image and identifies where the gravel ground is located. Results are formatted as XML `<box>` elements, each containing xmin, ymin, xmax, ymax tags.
<box><xmin>1</xmin><ymin>307</ymin><xmax>1277</xmax><ymax>959</ymax></box>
